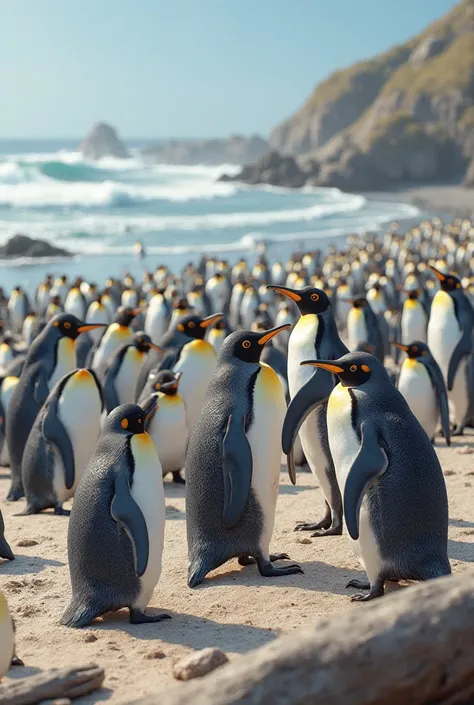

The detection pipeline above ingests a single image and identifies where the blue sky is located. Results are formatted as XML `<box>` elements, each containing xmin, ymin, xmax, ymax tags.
<box><xmin>0</xmin><ymin>0</ymin><xmax>457</xmax><ymax>139</ymax></box>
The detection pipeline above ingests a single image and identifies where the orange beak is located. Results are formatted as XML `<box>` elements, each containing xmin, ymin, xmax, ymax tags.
<box><xmin>77</xmin><ymin>323</ymin><xmax>108</xmax><ymax>333</ymax></box>
<box><xmin>258</xmin><ymin>324</ymin><xmax>292</xmax><ymax>345</ymax></box>
<box><xmin>267</xmin><ymin>285</ymin><xmax>302</xmax><ymax>302</ymax></box>
<box><xmin>428</xmin><ymin>265</ymin><xmax>447</xmax><ymax>282</ymax></box>
<box><xmin>391</xmin><ymin>342</ymin><xmax>409</xmax><ymax>352</ymax></box>
<box><xmin>300</xmin><ymin>360</ymin><xmax>344</xmax><ymax>374</ymax></box>
<box><xmin>200</xmin><ymin>313</ymin><xmax>223</xmax><ymax>328</ymax></box>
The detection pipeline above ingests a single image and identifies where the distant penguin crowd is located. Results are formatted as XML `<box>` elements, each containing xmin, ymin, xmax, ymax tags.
<box><xmin>0</xmin><ymin>215</ymin><xmax>472</xmax><ymax>666</ymax></box>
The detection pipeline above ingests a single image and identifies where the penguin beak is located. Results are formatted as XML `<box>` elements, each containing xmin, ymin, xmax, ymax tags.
<box><xmin>77</xmin><ymin>323</ymin><xmax>108</xmax><ymax>333</ymax></box>
<box><xmin>258</xmin><ymin>324</ymin><xmax>292</xmax><ymax>345</ymax></box>
<box><xmin>148</xmin><ymin>343</ymin><xmax>164</xmax><ymax>353</ymax></box>
<box><xmin>142</xmin><ymin>395</ymin><xmax>158</xmax><ymax>421</ymax></box>
<box><xmin>391</xmin><ymin>342</ymin><xmax>409</xmax><ymax>352</ymax></box>
<box><xmin>428</xmin><ymin>264</ymin><xmax>447</xmax><ymax>282</ymax></box>
<box><xmin>300</xmin><ymin>360</ymin><xmax>345</xmax><ymax>375</ymax></box>
<box><xmin>131</xmin><ymin>307</ymin><xmax>147</xmax><ymax>317</ymax></box>
<box><xmin>200</xmin><ymin>313</ymin><xmax>223</xmax><ymax>328</ymax></box>
<box><xmin>266</xmin><ymin>285</ymin><xmax>302</xmax><ymax>302</ymax></box>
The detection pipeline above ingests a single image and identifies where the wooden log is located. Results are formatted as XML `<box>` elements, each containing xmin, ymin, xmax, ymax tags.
<box><xmin>0</xmin><ymin>664</ymin><xmax>104</xmax><ymax>705</ymax></box>
<box><xmin>134</xmin><ymin>572</ymin><xmax>474</xmax><ymax>705</ymax></box>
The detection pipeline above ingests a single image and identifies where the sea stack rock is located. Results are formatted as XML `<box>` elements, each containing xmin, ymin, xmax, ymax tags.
<box><xmin>80</xmin><ymin>122</ymin><xmax>129</xmax><ymax>160</ymax></box>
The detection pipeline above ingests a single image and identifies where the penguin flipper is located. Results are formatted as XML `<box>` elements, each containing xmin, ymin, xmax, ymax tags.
<box><xmin>103</xmin><ymin>371</ymin><xmax>121</xmax><ymax>414</ymax></box>
<box><xmin>282</xmin><ymin>368</ymin><xmax>333</xmax><ymax>475</ymax></box>
<box><xmin>158</xmin><ymin>349</ymin><xmax>179</xmax><ymax>371</ymax></box>
<box><xmin>41</xmin><ymin>398</ymin><xmax>76</xmax><ymax>491</ymax></box>
<box><xmin>447</xmin><ymin>328</ymin><xmax>472</xmax><ymax>391</ymax></box>
<box><xmin>33</xmin><ymin>366</ymin><xmax>49</xmax><ymax>407</ymax></box>
<box><xmin>423</xmin><ymin>358</ymin><xmax>451</xmax><ymax>446</ymax></box>
<box><xmin>111</xmin><ymin>472</ymin><xmax>149</xmax><ymax>578</ymax></box>
<box><xmin>344</xmin><ymin>421</ymin><xmax>388</xmax><ymax>541</ymax></box>
<box><xmin>222</xmin><ymin>414</ymin><xmax>252</xmax><ymax>529</ymax></box>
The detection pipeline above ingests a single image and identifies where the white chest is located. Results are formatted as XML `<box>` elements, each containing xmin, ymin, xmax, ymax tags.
<box><xmin>287</xmin><ymin>314</ymin><xmax>319</xmax><ymax>397</ymax></box>
<box><xmin>93</xmin><ymin>325</ymin><xmax>133</xmax><ymax>370</ymax></box>
<box><xmin>49</xmin><ymin>337</ymin><xmax>76</xmax><ymax>390</ymax></box>
<box><xmin>64</xmin><ymin>292</ymin><xmax>86</xmax><ymax>320</ymax></box>
<box><xmin>347</xmin><ymin>309</ymin><xmax>368</xmax><ymax>350</ymax></box>
<box><xmin>401</xmin><ymin>302</ymin><xmax>427</xmax><ymax>344</ymax></box>
<box><xmin>147</xmin><ymin>393</ymin><xmax>188</xmax><ymax>472</ymax></box>
<box><xmin>398</xmin><ymin>360</ymin><xmax>437</xmax><ymax>438</ymax></box>
<box><xmin>115</xmin><ymin>348</ymin><xmax>146</xmax><ymax>405</ymax></box>
<box><xmin>130</xmin><ymin>433</ymin><xmax>165</xmax><ymax>609</ymax></box>
<box><xmin>427</xmin><ymin>292</ymin><xmax>461</xmax><ymax>378</ymax></box>
<box><xmin>173</xmin><ymin>340</ymin><xmax>217</xmax><ymax>430</ymax></box>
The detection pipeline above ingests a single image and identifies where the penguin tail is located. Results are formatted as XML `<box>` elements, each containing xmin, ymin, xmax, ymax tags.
<box><xmin>188</xmin><ymin>560</ymin><xmax>211</xmax><ymax>588</ymax></box>
<box><xmin>0</xmin><ymin>537</ymin><xmax>14</xmax><ymax>561</ymax></box>
<box><xmin>61</xmin><ymin>600</ymin><xmax>102</xmax><ymax>629</ymax></box>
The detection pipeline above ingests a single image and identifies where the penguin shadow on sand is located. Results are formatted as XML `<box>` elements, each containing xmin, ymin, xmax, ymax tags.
<box><xmin>0</xmin><ymin>554</ymin><xmax>63</xmax><ymax>575</ymax></box>
<box><xmin>163</xmin><ymin>479</ymin><xmax>186</xmax><ymax>520</ymax></box>
<box><xmin>6</xmin><ymin>665</ymin><xmax>42</xmax><ymax>680</ymax></box>
<box><xmin>447</xmin><ymin>539</ymin><xmax>474</xmax><ymax>563</ymax></box>
<box><xmin>84</xmin><ymin>611</ymin><xmax>274</xmax><ymax>654</ymax></box>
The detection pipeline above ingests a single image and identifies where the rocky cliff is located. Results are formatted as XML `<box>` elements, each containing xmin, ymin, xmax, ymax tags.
<box><xmin>251</xmin><ymin>0</ymin><xmax>474</xmax><ymax>190</ymax></box>
<box><xmin>140</xmin><ymin>134</ymin><xmax>269</xmax><ymax>165</ymax></box>
<box><xmin>80</xmin><ymin>123</ymin><xmax>129</xmax><ymax>160</ymax></box>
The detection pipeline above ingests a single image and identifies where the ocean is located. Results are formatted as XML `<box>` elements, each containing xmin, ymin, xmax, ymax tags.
<box><xmin>0</xmin><ymin>139</ymin><xmax>421</xmax><ymax>294</ymax></box>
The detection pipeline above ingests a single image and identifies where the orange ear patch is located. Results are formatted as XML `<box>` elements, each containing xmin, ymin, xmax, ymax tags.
<box><xmin>177</xmin><ymin>323</ymin><xmax>185</xmax><ymax>332</ymax></box>
<box><xmin>121</xmin><ymin>418</ymin><xmax>129</xmax><ymax>429</ymax></box>
<box><xmin>361</xmin><ymin>364</ymin><xmax>371</xmax><ymax>372</ymax></box>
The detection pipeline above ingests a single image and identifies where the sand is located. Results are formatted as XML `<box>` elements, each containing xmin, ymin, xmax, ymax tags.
<box><xmin>1</xmin><ymin>430</ymin><xmax>473</xmax><ymax>704</ymax></box>
<box><xmin>364</xmin><ymin>183</ymin><xmax>474</xmax><ymax>218</ymax></box>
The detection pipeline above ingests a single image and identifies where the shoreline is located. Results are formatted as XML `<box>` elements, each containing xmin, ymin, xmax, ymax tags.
<box><xmin>361</xmin><ymin>183</ymin><xmax>474</xmax><ymax>219</ymax></box>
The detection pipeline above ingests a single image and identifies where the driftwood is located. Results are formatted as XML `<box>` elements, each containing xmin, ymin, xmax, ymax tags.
<box><xmin>134</xmin><ymin>572</ymin><xmax>474</xmax><ymax>705</ymax></box>
<box><xmin>0</xmin><ymin>664</ymin><xmax>104</xmax><ymax>705</ymax></box>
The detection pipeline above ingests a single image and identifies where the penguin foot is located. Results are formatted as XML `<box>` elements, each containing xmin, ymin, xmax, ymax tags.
<box><xmin>172</xmin><ymin>471</ymin><xmax>185</xmax><ymax>485</ymax></box>
<box><xmin>346</xmin><ymin>579</ymin><xmax>370</xmax><ymax>590</ymax></box>
<box><xmin>452</xmin><ymin>425</ymin><xmax>465</xmax><ymax>437</ymax></box>
<box><xmin>294</xmin><ymin>520</ymin><xmax>331</xmax><ymax>532</ymax></box>
<box><xmin>6</xmin><ymin>485</ymin><xmax>24</xmax><ymax>502</ymax></box>
<box><xmin>10</xmin><ymin>655</ymin><xmax>24</xmax><ymax>667</ymax></box>
<box><xmin>350</xmin><ymin>578</ymin><xmax>384</xmax><ymax>602</ymax></box>
<box><xmin>54</xmin><ymin>506</ymin><xmax>71</xmax><ymax>516</ymax></box>
<box><xmin>270</xmin><ymin>553</ymin><xmax>291</xmax><ymax>561</ymax></box>
<box><xmin>310</xmin><ymin>524</ymin><xmax>343</xmax><ymax>537</ymax></box>
<box><xmin>0</xmin><ymin>539</ymin><xmax>14</xmax><ymax>561</ymax></box>
<box><xmin>256</xmin><ymin>558</ymin><xmax>304</xmax><ymax>578</ymax></box>
<box><xmin>238</xmin><ymin>555</ymin><xmax>256</xmax><ymax>566</ymax></box>
<box><xmin>129</xmin><ymin>608</ymin><xmax>171</xmax><ymax>624</ymax></box>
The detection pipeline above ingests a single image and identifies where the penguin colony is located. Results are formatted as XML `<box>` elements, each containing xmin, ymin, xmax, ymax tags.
<box><xmin>0</xmin><ymin>215</ymin><xmax>472</xmax><ymax>676</ymax></box>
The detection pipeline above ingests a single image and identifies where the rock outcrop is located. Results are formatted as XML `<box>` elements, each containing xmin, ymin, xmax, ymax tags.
<box><xmin>141</xmin><ymin>135</ymin><xmax>269</xmax><ymax>165</ymax></box>
<box><xmin>258</xmin><ymin>0</ymin><xmax>474</xmax><ymax>190</ymax></box>
<box><xmin>80</xmin><ymin>123</ymin><xmax>129</xmax><ymax>160</ymax></box>
<box><xmin>0</xmin><ymin>235</ymin><xmax>71</xmax><ymax>259</ymax></box>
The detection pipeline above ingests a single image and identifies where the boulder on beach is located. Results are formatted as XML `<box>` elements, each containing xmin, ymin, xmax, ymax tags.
<box><xmin>80</xmin><ymin>122</ymin><xmax>129</xmax><ymax>160</ymax></box>
<box><xmin>0</xmin><ymin>234</ymin><xmax>71</xmax><ymax>259</ymax></box>
<box><xmin>219</xmin><ymin>150</ymin><xmax>310</xmax><ymax>188</ymax></box>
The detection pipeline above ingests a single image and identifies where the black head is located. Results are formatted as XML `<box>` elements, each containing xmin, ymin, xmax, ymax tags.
<box><xmin>222</xmin><ymin>325</ymin><xmax>291</xmax><ymax>364</ymax></box>
<box><xmin>106</xmin><ymin>401</ymin><xmax>157</xmax><ymax>435</ymax></box>
<box><xmin>267</xmin><ymin>285</ymin><xmax>331</xmax><ymax>316</ymax></box>
<box><xmin>50</xmin><ymin>313</ymin><xmax>107</xmax><ymax>340</ymax></box>
<box><xmin>175</xmin><ymin>313</ymin><xmax>223</xmax><ymax>339</ymax></box>
<box><xmin>392</xmin><ymin>341</ymin><xmax>429</xmax><ymax>359</ymax></box>
<box><xmin>301</xmin><ymin>352</ymin><xmax>377</xmax><ymax>388</ymax></box>
<box><xmin>428</xmin><ymin>265</ymin><xmax>462</xmax><ymax>292</ymax></box>
<box><xmin>405</xmin><ymin>289</ymin><xmax>420</xmax><ymax>300</ymax></box>
<box><xmin>132</xmin><ymin>332</ymin><xmax>164</xmax><ymax>354</ymax></box>
<box><xmin>351</xmin><ymin>298</ymin><xmax>367</xmax><ymax>309</ymax></box>
<box><xmin>114</xmin><ymin>306</ymin><xmax>143</xmax><ymax>326</ymax></box>
<box><xmin>153</xmin><ymin>370</ymin><xmax>181</xmax><ymax>395</ymax></box>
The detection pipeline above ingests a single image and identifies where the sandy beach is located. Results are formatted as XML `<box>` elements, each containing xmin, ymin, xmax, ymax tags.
<box><xmin>1</xmin><ymin>429</ymin><xmax>473</xmax><ymax>704</ymax></box>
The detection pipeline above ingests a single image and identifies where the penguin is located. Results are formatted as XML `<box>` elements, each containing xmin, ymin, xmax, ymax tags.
<box><xmin>267</xmin><ymin>285</ymin><xmax>348</xmax><ymax>536</ymax></box>
<box><xmin>64</xmin><ymin>281</ymin><xmax>87</xmax><ymax>320</ymax></box>
<box><xmin>102</xmin><ymin>334</ymin><xmax>163</xmax><ymax>413</ymax></box>
<box><xmin>205</xmin><ymin>272</ymin><xmax>230</xmax><ymax>314</ymax></box>
<box><xmin>393</xmin><ymin>341</ymin><xmax>451</xmax><ymax>446</ymax></box>
<box><xmin>347</xmin><ymin>298</ymin><xmax>384</xmax><ymax>362</ymax></box>
<box><xmin>144</xmin><ymin>290</ymin><xmax>170</xmax><ymax>344</ymax></box>
<box><xmin>186</xmin><ymin>326</ymin><xmax>303</xmax><ymax>587</ymax></box>
<box><xmin>21</xmin><ymin>369</ymin><xmax>103</xmax><ymax>515</ymax></box>
<box><xmin>50</xmin><ymin>275</ymin><xmax>68</xmax><ymax>305</ymax></box>
<box><xmin>7</xmin><ymin>287</ymin><xmax>29</xmax><ymax>335</ymax></box>
<box><xmin>0</xmin><ymin>509</ymin><xmax>14</xmax><ymax>561</ymax></box>
<box><xmin>21</xmin><ymin>312</ymin><xmax>39</xmax><ymax>346</ymax></box>
<box><xmin>0</xmin><ymin>592</ymin><xmax>15</xmax><ymax>679</ymax></box>
<box><xmin>163</xmin><ymin>313</ymin><xmax>223</xmax><ymax>431</ymax></box>
<box><xmin>91</xmin><ymin>306</ymin><xmax>142</xmax><ymax>373</ymax></box>
<box><xmin>76</xmin><ymin>297</ymin><xmax>111</xmax><ymax>368</ymax></box>
<box><xmin>141</xmin><ymin>371</ymin><xmax>187</xmax><ymax>485</ymax></box>
<box><xmin>207</xmin><ymin>318</ymin><xmax>231</xmax><ymax>357</ymax></box>
<box><xmin>35</xmin><ymin>277</ymin><xmax>52</xmax><ymax>316</ymax></box>
<box><xmin>61</xmin><ymin>400</ymin><xmax>170</xmax><ymax>628</ymax></box>
<box><xmin>0</xmin><ymin>337</ymin><xmax>17</xmax><ymax>373</ymax></box>
<box><xmin>399</xmin><ymin>290</ymin><xmax>428</xmax><ymax>345</ymax></box>
<box><xmin>45</xmin><ymin>295</ymin><xmax>63</xmax><ymax>321</ymax></box>
<box><xmin>5</xmin><ymin>314</ymin><xmax>106</xmax><ymax>501</ymax></box>
<box><xmin>0</xmin><ymin>375</ymin><xmax>20</xmax><ymax>466</ymax></box>
<box><xmin>427</xmin><ymin>265</ymin><xmax>474</xmax><ymax>435</ymax></box>
<box><xmin>301</xmin><ymin>352</ymin><xmax>450</xmax><ymax>600</ymax></box>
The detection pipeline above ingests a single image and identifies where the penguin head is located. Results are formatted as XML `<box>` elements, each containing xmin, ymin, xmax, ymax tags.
<box><xmin>349</xmin><ymin>297</ymin><xmax>368</xmax><ymax>309</ymax></box>
<box><xmin>107</xmin><ymin>401</ymin><xmax>157</xmax><ymax>435</ymax></box>
<box><xmin>50</xmin><ymin>313</ymin><xmax>107</xmax><ymax>340</ymax></box>
<box><xmin>301</xmin><ymin>352</ymin><xmax>378</xmax><ymax>388</ymax></box>
<box><xmin>114</xmin><ymin>306</ymin><xmax>143</xmax><ymax>327</ymax></box>
<box><xmin>221</xmin><ymin>325</ymin><xmax>291</xmax><ymax>364</ymax></box>
<box><xmin>392</xmin><ymin>341</ymin><xmax>429</xmax><ymax>359</ymax></box>
<box><xmin>152</xmin><ymin>370</ymin><xmax>182</xmax><ymax>395</ymax></box>
<box><xmin>175</xmin><ymin>313</ymin><xmax>223</xmax><ymax>339</ymax></box>
<box><xmin>132</xmin><ymin>332</ymin><xmax>164</xmax><ymax>354</ymax></box>
<box><xmin>266</xmin><ymin>285</ymin><xmax>331</xmax><ymax>316</ymax></box>
<box><xmin>428</xmin><ymin>265</ymin><xmax>462</xmax><ymax>293</ymax></box>
<box><xmin>405</xmin><ymin>289</ymin><xmax>420</xmax><ymax>300</ymax></box>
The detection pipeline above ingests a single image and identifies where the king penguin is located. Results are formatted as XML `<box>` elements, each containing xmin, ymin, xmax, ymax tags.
<box><xmin>186</xmin><ymin>326</ymin><xmax>303</xmax><ymax>587</ymax></box>
<box><xmin>7</xmin><ymin>287</ymin><xmax>29</xmax><ymax>335</ymax></box>
<box><xmin>102</xmin><ymin>333</ymin><xmax>163</xmax><ymax>413</ymax></box>
<box><xmin>393</xmin><ymin>341</ymin><xmax>451</xmax><ymax>446</ymax></box>
<box><xmin>0</xmin><ymin>375</ymin><xmax>20</xmax><ymax>466</ymax></box>
<box><xmin>5</xmin><ymin>314</ymin><xmax>106</xmax><ymax>501</ymax></box>
<box><xmin>91</xmin><ymin>306</ymin><xmax>142</xmax><ymax>373</ymax></box>
<box><xmin>302</xmin><ymin>352</ymin><xmax>450</xmax><ymax>600</ymax></box>
<box><xmin>61</xmin><ymin>400</ymin><xmax>170</xmax><ymax>627</ymax></box>
<box><xmin>347</xmin><ymin>297</ymin><xmax>384</xmax><ymax>361</ymax></box>
<box><xmin>267</xmin><ymin>285</ymin><xmax>348</xmax><ymax>536</ymax></box>
<box><xmin>399</xmin><ymin>290</ymin><xmax>428</xmax><ymax>345</ymax></box>
<box><xmin>21</xmin><ymin>369</ymin><xmax>103</xmax><ymax>515</ymax></box>
<box><xmin>140</xmin><ymin>371</ymin><xmax>187</xmax><ymax>485</ymax></box>
<box><xmin>427</xmin><ymin>265</ymin><xmax>474</xmax><ymax>435</ymax></box>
